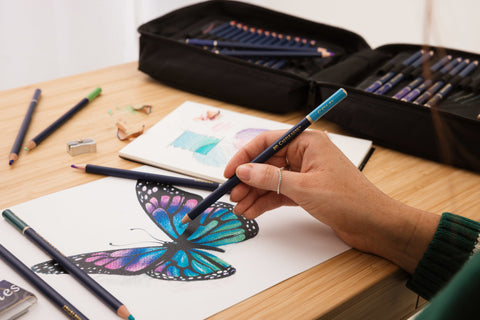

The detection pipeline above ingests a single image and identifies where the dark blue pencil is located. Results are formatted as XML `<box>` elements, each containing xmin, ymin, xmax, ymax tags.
<box><xmin>401</xmin><ymin>57</ymin><xmax>462</xmax><ymax>102</ymax></box>
<box><xmin>425</xmin><ymin>60</ymin><xmax>479</xmax><ymax>107</ymax></box>
<box><xmin>0</xmin><ymin>243</ymin><xmax>89</xmax><ymax>319</ymax></box>
<box><xmin>365</xmin><ymin>50</ymin><xmax>424</xmax><ymax>93</ymax></box>
<box><xmin>181</xmin><ymin>88</ymin><xmax>348</xmax><ymax>224</ymax></box>
<box><xmin>392</xmin><ymin>55</ymin><xmax>451</xmax><ymax>99</ymax></box>
<box><xmin>374</xmin><ymin>51</ymin><xmax>434</xmax><ymax>95</ymax></box>
<box><xmin>71</xmin><ymin>164</ymin><xmax>222</xmax><ymax>191</ymax></box>
<box><xmin>186</xmin><ymin>38</ymin><xmax>332</xmax><ymax>54</ymax></box>
<box><xmin>213</xmin><ymin>49</ymin><xmax>332</xmax><ymax>58</ymax></box>
<box><xmin>413</xmin><ymin>58</ymin><xmax>470</xmax><ymax>105</ymax></box>
<box><xmin>25</xmin><ymin>88</ymin><xmax>101</xmax><ymax>151</ymax></box>
<box><xmin>9</xmin><ymin>88</ymin><xmax>41</xmax><ymax>165</ymax></box>
<box><xmin>2</xmin><ymin>209</ymin><xmax>135</xmax><ymax>320</ymax></box>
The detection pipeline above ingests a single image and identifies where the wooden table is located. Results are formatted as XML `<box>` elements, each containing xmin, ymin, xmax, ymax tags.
<box><xmin>2</xmin><ymin>62</ymin><xmax>479</xmax><ymax>319</ymax></box>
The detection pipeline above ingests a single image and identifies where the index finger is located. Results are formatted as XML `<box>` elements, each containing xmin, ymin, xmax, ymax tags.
<box><xmin>224</xmin><ymin>129</ymin><xmax>288</xmax><ymax>179</ymax></box>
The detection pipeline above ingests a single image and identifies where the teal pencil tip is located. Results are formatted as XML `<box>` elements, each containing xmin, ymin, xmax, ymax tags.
<box><xmin>128</xmin><ymin>315</ymin><xmax>135</xmax><ymax>320</ymax></box>
<box><xmin>24</xmin><ymin>147</ymin><xmax>29</xmax><ymax>151</ymax></box>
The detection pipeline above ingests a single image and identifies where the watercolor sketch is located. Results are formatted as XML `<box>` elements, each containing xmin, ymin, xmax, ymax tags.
<box><xmin>32</xmin><ymin>180</ymin><xmax>259</xmax><ymax>281</ymax></box>
<box><xmin>119</xmin><ymin>101</ymin><xmax>290</xmax><ymax>182</ymax></box>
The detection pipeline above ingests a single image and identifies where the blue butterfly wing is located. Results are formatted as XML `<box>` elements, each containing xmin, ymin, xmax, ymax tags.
<box><xmin>147</xmin><ymin>248</ymin><xmax>235</xmax><ymax>281</ymax></box>
<box><xmin>135</xmin><ymin>180</ymin><xmax>259</xmax><ymax>249</ymax></box>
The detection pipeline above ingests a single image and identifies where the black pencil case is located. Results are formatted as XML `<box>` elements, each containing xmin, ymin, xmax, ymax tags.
<box><xmin>138</xmin><ymin>0</ymin><xmax>480</xmax><ymax>173</ymax></box>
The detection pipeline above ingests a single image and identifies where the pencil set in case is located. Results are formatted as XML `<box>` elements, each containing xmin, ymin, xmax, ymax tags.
<box><xmin>137</xmin><ymin>0</ymin><xmax>480</xmax><ymax>173</ymax></box>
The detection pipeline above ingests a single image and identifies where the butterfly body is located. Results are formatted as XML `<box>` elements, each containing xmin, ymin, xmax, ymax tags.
<box><xmin>32</xmin><ymin>180</ymin><xmax>258</xmax><ymax>281</ymax></box>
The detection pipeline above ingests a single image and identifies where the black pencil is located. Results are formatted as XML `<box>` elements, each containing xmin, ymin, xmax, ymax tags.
<box><xmin>9</xmin><ymin>88</ymin><xmax>41</xmax><ymax>165</ymax></box>
<box><xmin>2</xmin><ymin>209</ymin><xmax>135</xmax><ymax>320</ymax></box>
<box><xmin>25</xmin><ymin>87</ymin><xmax>101</xmax><ymax>151</ymax></box>
<box><xmin>0</xmin><ymin>243</ymin><xmax>88</xmax><ymax>319</ymax></box>
<box><xmin>71</xmin><ymin>164</ymin><xmax>222</xmax><ymax>191</ymax></box>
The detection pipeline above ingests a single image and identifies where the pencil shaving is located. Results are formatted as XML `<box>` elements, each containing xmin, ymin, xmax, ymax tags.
<box><xmin>116</xmin><ymin>122</ymin><xmax>145</xmax><ymax>141</ymax></box>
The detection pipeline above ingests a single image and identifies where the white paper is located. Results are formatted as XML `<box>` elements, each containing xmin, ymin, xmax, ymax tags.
<box><xmin>119</xmin><ymin>101</ymin><xmax>373</xmax><ymax>183</ymax></box>
<box><xmin>0</xmin><ymin>166</ymin><xmax>350</xmax><ymax>320</ymax></box>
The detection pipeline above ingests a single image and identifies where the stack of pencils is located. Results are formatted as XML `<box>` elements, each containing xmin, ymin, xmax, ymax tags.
<box><xmin>185</xmin><ymin>20</ymin><xmax>334</xmax><ymax>70</ymax></box>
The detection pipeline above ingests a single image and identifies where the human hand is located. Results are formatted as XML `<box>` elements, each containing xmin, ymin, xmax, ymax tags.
<box><xmin>224</xmin><ymin>129</ymin><xmax>439</xmax><ymax>273</ymax></box>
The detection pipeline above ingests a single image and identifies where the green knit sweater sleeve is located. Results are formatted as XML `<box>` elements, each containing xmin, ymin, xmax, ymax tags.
<box><xmin>406</xmin><ymin>212</ymin><xmax>480</xmax><ymax>300</ymax></box>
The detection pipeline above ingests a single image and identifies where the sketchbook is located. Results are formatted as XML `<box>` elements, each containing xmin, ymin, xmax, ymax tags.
<box><xmin>119</xmin><ymin>101</ymin><xmax>373</xmax><ymax>183</ymax></box>
<box><xmin>1</xmin><ymin>166</ymin><xmax>351</xmax><ymax>319</ymax></box>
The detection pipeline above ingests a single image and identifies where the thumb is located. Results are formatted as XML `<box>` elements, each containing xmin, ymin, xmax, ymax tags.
<box><xmin>236</xmin><ymin>163</ymin><xmax>295</xmax><ymax>195</ymax></box>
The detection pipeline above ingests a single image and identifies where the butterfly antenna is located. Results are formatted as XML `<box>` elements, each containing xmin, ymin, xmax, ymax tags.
<box><xmin>129</xmin><ymin>227</ymin><xmax>165</xmax><ymax>243</ymax></box>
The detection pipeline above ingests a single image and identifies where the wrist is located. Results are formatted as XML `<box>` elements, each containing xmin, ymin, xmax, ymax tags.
<box><xmin>365</xmin><ymin>197</ymin><xmax>440</xmax><ymax>274</ymax></box>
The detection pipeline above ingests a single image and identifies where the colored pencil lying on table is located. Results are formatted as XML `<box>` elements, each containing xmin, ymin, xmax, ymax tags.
<box><xmin>2</xmin><ymin>209</ymin><xmax>135</xmax><ymax>320</ymax></box>
<box><xmin>71</xmin><ymin>164</ymin><xmax>222</xmax><ymax>191</ymax></box>
<box><xmin>25</xmin><ymin>87</ymin><xmax>101</xmax><ymax>151</ymax></box>
<box><xmin>0</xmin><ymin>243</ymin><xmax>89</xmax><ymax>320</ymax></box>
<box><xmin>9</xmin><ymin>88</ymin><xmax>41</xmax><ymax>165</ymax></box>
<box><xmin>182</xmin><ymin>88</ymin><xmax>348</xmax><ymax>224</ymax></box>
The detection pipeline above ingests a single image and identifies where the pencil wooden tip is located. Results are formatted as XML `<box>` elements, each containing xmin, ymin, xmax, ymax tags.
<box><xmin>181</xmin><ymin>215</ymin><xmax>191</xmax><ymax>224</ymax></box>
<box><xmin>117</xmin><ymin>305</ymin><xmax>134</xmax><ymax>320</ymax></box>
<box><xmin>71</xmin><ymin>164</ymin><xmax>86</xmax><ymax>171</ymax></box>
<box><xmin>8</xmin><ymin>154</ymin><xmax>17</xmax><ymax>165</ymax></box>
<box><xmin>25</xmin><ymin>141</ymin><xmax>36</xmax><ymax>151</ymax></box>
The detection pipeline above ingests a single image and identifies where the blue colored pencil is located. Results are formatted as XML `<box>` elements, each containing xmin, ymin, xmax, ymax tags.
<box><xmin>365</xmin><ymin>50</ymin><xmax>424</xmax><ymax>93</ymax></box>
<box><xmin>181</xmin><ymin>88</ymin><xmax>348</xmax><ymax>224</ymax></box>
<box><xmin>401</xmin><ymin>57</ymin><xmax>462</xmax><ymax>102</ymax></box>
<box><xmin>71</xmin><ymin>164</ymin><xmax>223</xmax><ymax>192</ymax></box>
<box><xmin>0</xmin><ymin>243</ymin><xmax>89</xmax><ymax>319</ymax></box>
<box><xmin>374</xmin><ymin>51</ymin><xmax>434</xmax><ymax>95</ymax></box>
<box><xmin>413</xmin><ymin>58</ymin><xmax>470</xmax><ymax>105</ymax></box>
<box><xmin>9</xmin><ymin>88</ymin><xmax>41</xmax><ymax>165</ymax></box>
<box><xmin>2</xmin><ymin>209</ymin><xmax>135</xmax><ymax>320</ymax></box>
<box><xmin>212</xmin><ymin>49</ymin><xmax>332</xmax><ymax>58</ymax></box>
<box><xmin>392</xmin><ymin>55</ymin><xmax>451</xmax><ymax>99</ymax></box>
<box><xmin>25</xmin><ymin>88</ymin><xmax>102</xmax><ymax>151</ymax></box>
<box><xmin>424</xmin><ymin>60</ymin><xmax>479</xmax><ymax>107</ymax></box>
<box><xmin>186</xmin><ymin>38</ymin><xmax>332</xmax><ymax>54</ymax></box>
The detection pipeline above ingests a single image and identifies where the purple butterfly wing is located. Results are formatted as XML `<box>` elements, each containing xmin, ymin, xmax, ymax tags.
<box><xmin>32</xmin><ymin>245</ymin><xmax>172</xmax><ymax>276</ymax></box>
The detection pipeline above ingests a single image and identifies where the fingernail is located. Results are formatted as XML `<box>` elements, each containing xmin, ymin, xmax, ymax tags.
<box><xmin>236</xmin><ymin>164</ymin><xmax>252</xmax><ymax>181</ymax></box>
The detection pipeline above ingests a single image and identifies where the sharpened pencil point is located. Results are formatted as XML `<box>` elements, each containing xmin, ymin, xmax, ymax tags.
<box><xmin>128</xmin><ymin>315</ymin><xmax>135</xmax><ymax>320</ymax></box>
<box><xmin>9</xmin><ymin>160</ymin><xmax>14</xmax><ymax>165</ymax></box>
<box><xmin>71</xmin><ymin>164</ymin><xmax>77</xmax><ymax>169</ymax></box>
<box><xmin>181</xmin><ymin>215</ymin><xmax>191</xmax><ymax>224</ymax></box>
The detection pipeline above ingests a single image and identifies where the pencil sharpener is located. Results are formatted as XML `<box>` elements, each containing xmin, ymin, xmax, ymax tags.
<box><xmin>67</xmin><ymin>138</ymin><xmax>96</xmax><ymax>156</ymax></box>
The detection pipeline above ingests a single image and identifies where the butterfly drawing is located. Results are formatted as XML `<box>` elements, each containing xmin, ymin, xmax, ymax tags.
<box><xmin>32</xmin><ymin>180</ymin><xmax>259</xmax><ymax>281</ymax></box>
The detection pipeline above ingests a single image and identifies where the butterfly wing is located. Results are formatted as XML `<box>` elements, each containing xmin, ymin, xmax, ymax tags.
<box><xmin>146</xmin><ymin>248</ymin><xmax>235</xmax><ymax>281</ymax></box>
<box><xmin>136</xmin><ymin>180</ymin><xmax>259</xmax><ymax>248</ymax></box>
<box><xmin>32</xmin><ymin>245</ymin><xmax>172</xmax><ymax>276</ymax></box>
<box><xmin>32</xmin><ymin>244</ymin><xmax>236</xmax><ymax>281</ymax></box>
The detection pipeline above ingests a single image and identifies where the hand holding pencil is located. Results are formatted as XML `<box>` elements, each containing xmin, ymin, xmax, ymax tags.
<box><xmin>181</xmin><ymin>88</ymin><xmax>348</xmax><ymax>224</ymax></box>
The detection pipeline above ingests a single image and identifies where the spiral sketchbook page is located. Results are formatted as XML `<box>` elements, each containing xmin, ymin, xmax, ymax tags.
<box><xmin>119</xmin><ymin>101</ymin><xmax>373</xmax><ymax>183</ymax></box>
<box><xmin>0</xmin><ymin>166</ymin><xmax>350</xmax><ymax>320</ymax></box>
